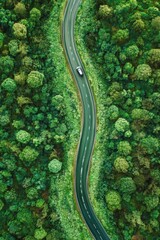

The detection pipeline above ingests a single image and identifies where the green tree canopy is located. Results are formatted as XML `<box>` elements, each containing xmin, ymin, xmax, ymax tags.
<box><xmin>48</xmin><ymin>159</ymin><xmax>62</xmax><ymax>173</ymax></box>
<box><xmin>1</xmin><ymin>78</ymin><xmax>17</xmax><ymax>92</ymax></box>
<box><xmin>12</xmin><ymin>23</ymin><xmax>27</xmax><ymax>39</ymax></box>
<box><xmin>27</xmin><ymin>71</ymin><xmax>44</xmax><ymax>88</ymax></box>
<box><xmin>106</xmin><ymin>191</ymin><xmax>121</xmax><ymax>211</ymax></box>
<box><xmin>114</xmin><ymin>157</ymin><xmax>129</xmax><ymax>173</ymax></box>
<box><xmin>135</xmin><ymin>64</ymin><xmax>152</xmax><ymax>81</ymax></box>
<box><xmin>16</xmin><ymin>130</ymin><xmax>31</xmax><ymax>144</ymax></box>
<box><xmin>19</xmin><ymin>146</ymin><xmax>39</xmax><ymax>163</ymax></box>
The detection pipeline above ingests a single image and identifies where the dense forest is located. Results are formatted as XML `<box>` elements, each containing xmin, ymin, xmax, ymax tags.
<box><xmin>1</xmin><ymin>0</ymin><xmax>160</xmax><ymax>239</ymax></box>
<box><xmin>77</xmin><ymin>0</ymin><xmax>160</xmax><ymax>239</ymax></box>
<box><xmin>0</xmin><ymin>0</ymin><xmax>84</xmax><ymax>239</ymax></box>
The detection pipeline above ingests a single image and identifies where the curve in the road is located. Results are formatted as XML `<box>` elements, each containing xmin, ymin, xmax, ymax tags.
<box><xmin>62</xmin><ymin>1</ymin><xmax>111</xmax><ymax>239</ymax></box>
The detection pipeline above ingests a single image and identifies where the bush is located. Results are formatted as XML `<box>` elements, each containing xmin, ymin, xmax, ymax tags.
<box><xmin>16</xmin><ymin>130</ymin><xmax>31</xmax><ymax>144</ymax></box>
<box><xmin>1</xmin><ymin>78</ymin><xmax>17</xmax><ymax>92</ymax></box>
<box><xmin>27</xmin><ymin>71</ymin><xmax>44</xmax><ymax>88</ymax></box>
<box><xmin>48</xmin><ymin>159</ymin><xmax>62</xmax><ymax>173</ymax></box>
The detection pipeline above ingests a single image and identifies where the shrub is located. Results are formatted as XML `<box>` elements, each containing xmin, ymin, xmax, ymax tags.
<box><xmin>1</xmin><ymin>78</ymin><xmax>17</xmax><ymax>92</ymax></box>
<box><xmin>27</xmin><ymin>71</ymin><xmax>44</xmax><ymax>88</ymax></box>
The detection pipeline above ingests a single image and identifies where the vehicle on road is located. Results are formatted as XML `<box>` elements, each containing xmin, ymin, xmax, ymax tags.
<box><xmin>76</xmin><ymin>66</ymin><xmax>83</xmax><ymax>76</ymax></box>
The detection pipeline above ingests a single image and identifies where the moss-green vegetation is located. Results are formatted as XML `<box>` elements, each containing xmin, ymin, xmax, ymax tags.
<box><xmin>76</xmin><ymin>0</ymin><xmax>160</xmax><ymax>239</ymax></box>
<box><xmin>0</xmin><ymin>0</ymin><xmax>90</xmax><ymax>239</ymax></box>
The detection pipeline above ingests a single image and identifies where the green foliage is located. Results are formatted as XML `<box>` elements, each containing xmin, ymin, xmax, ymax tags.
<box><xmin>125</xmin><ymin>45</ymin><xmax>139</xmax><ymax>60</ymax></box>
<box><xmin>0</xmin><ymin>32</ymin><xmax>4</xmax><ymax>48</ymax></box>
<box><xmin>135</xmin><ymin>64</ymin><xmax>152</xmax><ymax>81</ymax></box>
<box><xmin>112</xmin><ymin>29</ymin><xmax>129</xmax><ymax>44</ymax></box>
<box><xmin>108</xmin><ymin>105</ymin><xmax>119</xmax><ymax>120</ymax></box>
<box><xmin>8</xmin><ymin>39</ymin><xmax>19</xmax><ymax>56</ymax></box>
<box><xmin>98</xmin><ymin>5</ymin><xmax>113</xmax><ymax>19</ymax></box>
<box><xmin>140</xmin><ymin>136</ymin><xmax>159</xmax><ymax>154</ymax></box>
<box><xmin>133</xmin><ymin>19</ymin><xmax>145</xmax><ymax>32</ymax></box>
<box><xmin>115</xmin><ymin>118</ymin><xmax>130</xmax><ymax>133</ymax></box>
<box><xmin>12</xmin><ymin>23</ymin><xmax>27</xmax><ymax>39</ymax></box>
<box><xmin>0</xmin><ymin>56</ymin><xmax>14</xmax><ymax>74</ymax></box>
<box><xmin>19</xmin><ymin>146</ymin><xmax>39</xmax><ymax>163</ymax></box>
<box><xmin>27</xmin><ymin>71</ymin><xmax>44</xmax><ymax>88</ymax></box>
<box><xmin>119</xmin><ymin>177</ymin><xmax>136</xmax><ymax>194</ymax></box>
<box><xmin>114</xmin><ymin>157</ymin><xmax>129</xmax><ymax>173</ymax></box>
<box><xmin>117</xmin><ymin>141</ymin><xmax>132</xmax><ymax>156</ymax></box>
<box><xmin>48</xmin><ymin>159</ymin><xmax>62</xmax><ymax>173</ymax></box>
<box><xmin>14</xmin><ymin>2</ymin><xmax>27</xmax><ymax>17</ymax></box>
<box><xmin>131</xmin><ymin>108</ymin><xmax>152</xmax><ymax>121</ymax></box>
<box><xmin>105</xmin><ymin>191</ymin><xmax>121</xmax><ymax>211</ymax></box>
<box><xmin>34</xmin><ymin>228</ymin><xmax>47</xmax><ymax>240</ymax></box>
<box><xmin>30</xmin><ymin>8</ymin><xmax>41</xmax><ymax>23</ymax></box>
<box><xmin>147</xmin><ymin>49</ymin><xmax>160</xmax><ymax>67</ymax></box>
<box><xmin>145</xmin><ymin>195</ymin><xmax>159</xmax><ymax>211</ymax></box>
<box><xmin>0</xmin><ymin>200</ymin><xmax>4</xmax><ymax>210</ymax></box>
<box><xmin>1</xmin><ymin>78</ymin><xmax>17</xmax><ymax>92</ymax></box>
<box><xmin>78</xmin><ymin>0</ymin><xmax>160</xmax><ymax>238</ymax></box>
<box><xmin>151</xmin><ymin>16</ymin><xmax>160</xmax><ymax>31</ymax></box>
<box><xmin>16</xmin><ymin>130</ymin><xmax>31</xmax><ymax>144</ymax></box>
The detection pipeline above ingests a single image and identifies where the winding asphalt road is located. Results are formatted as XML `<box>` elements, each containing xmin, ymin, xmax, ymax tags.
<box><xmin>62</xmin><ymin>1</ymin><xmax>110</xmax><ymax>239</ymax></box>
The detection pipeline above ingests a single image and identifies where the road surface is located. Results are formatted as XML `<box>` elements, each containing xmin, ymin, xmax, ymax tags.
<box><xmin>62</xmin><ymin>1</ymin><xmax>111</xmax><ymax>239</ymax></box>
